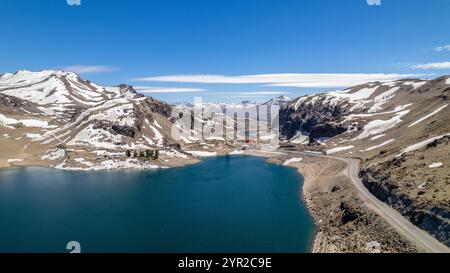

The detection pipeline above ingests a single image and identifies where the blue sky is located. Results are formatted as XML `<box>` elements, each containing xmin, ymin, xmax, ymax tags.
<box><xmin>1</xmin><ymin>0</ymin><xmax>450</xmax><ymax>103</ymax></box>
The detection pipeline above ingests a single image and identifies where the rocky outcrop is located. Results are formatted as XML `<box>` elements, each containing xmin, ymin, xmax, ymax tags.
<box><xmin>279</xmin><ymin>99</ymin><xmax>347</xmax><ymax>141</ymax></box>
<box><xmin>340</xmin><ymin>201</ymin><xmax>362</xmax><ymax>225</ymax></box>
<box><xmin>142</xmin><ymin>96</ymin><xmax>172</xmax><ymax>118</ymax></box>
<box><xmin>116</xmin><ymin>84</ymin><xmax>139</xmax><ymax>95</ymax></box>
<box><xmin>309</xmin><ymin>124</ymin><xmax>347</xmax><ymax>141</ymax></box>
<box><xmin>92</xmin><ymin>120</ymin><xmax>137</xmax><ymax>140</ymax></box>
<box><xmin>0</xmin><ymin>93</ymin><xmax>34</xmax><ymax>109</ymax></box>
<box><xmin>263</xmin><ymin>95</ymin><xmax>291</xmax><ymax>106</ymax></box>
<box><xmin>111</xmin><ymin>124</ymin><xmax>137</xmax><ymax>138</ymax></box>
<box><xmin>360</xmin><ymin>166</ymin><xmax>450</xmax><ymax>247</ymax></box>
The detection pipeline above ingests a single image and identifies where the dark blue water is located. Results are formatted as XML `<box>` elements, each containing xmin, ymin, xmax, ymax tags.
<box><xmin>0</xmin><ymin>156</ymin><xmax>314</xmax><ymax>253</ymax></box>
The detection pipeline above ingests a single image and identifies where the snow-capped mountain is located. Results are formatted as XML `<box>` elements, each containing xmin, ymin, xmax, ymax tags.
<box><xmin>263</xmin><ymin>95</ymin><xmax>292</xmax><ymax>106</ymax></box>
<box><xmin>278</xmin><ymin>75</ymin><xmax>450</xmax><ymax>246</ymax></box>
<box><xmin>279</xmin><ymin>77</ymin><xmax>450</xmax><ymax>144</ymax></box>
<box><xmin>0</xmin><ymin>70</ymin><xmax>184</xmax><ymax>170</ymax></box>
<box><xmin>0</xmin><ymin>71</ymin><xmax>287</xmax><ymax>169</ymax></box>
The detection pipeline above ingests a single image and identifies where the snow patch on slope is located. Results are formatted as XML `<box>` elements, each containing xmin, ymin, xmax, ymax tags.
<box><xmin>368</xmin><ymin>87</ymin><xmax>400</xmax><ymax>113</ymax></box>
<box><xmin>186</xmin><ymin>151</ymin><xmax>217</xmax><ymax>157</ymax></box>
<box><xmin>353</xmin><ymin>110</ymin><xmax>410</xmax><ymax>140</ymax></box>
<box><xmin>428</xmin><ymin>162</ymin><xmax>443</xmax><ymax>168</ymax></box>
<box><xmin>41</xmin><ymin>148</ymin><xmax>66</xmax><ymax>161</ymax></box>
<box><xmin>290</xmin><ymin>132</ymin><xmax>309</xmax><ymax>144</ymax></box>
<box><xmin>160</xmin><ymin>149</ymin><xmax>188</xmax><ymax>159</ymax></box>
<box><xmin>408</xmin><ymin>104</ymin><xmax>448</xmax><ymax>128</ymax></box>
<box><xmin>0</xmin><ymin>113</ymin><xmax>55</xmax><ymax>129</ymax></box>
<box><xmin>88</xmin><ymin>103</ymin><xmax>135</xmax><ymax>126</ymax></box>
<box><xmin>7</xmin><ymin>159</ymin><xmax>24</xmax><ymax>163</ymax></box>
<box><xmin>56</xmin><ymin>159</ymin><xmax>160</xmax><ymax>171</ymax></box>
<box><xmin>411</xmin><ymin>81</ymin><xmax>427</xmax><ymax>89</ymax></box>
<box><xmin>326</xmin><ymin>145</ymin><xmax>354</xmax><ymax>155</ymax></box>
<box><xmin>361</xmin><ymin>139</ymin><xmax>395</xmax><ymax>152</ymax></box>
<box><xmin>396</xmin><ymin>134</ymin><xmax>450</xmax><ymax>157</ymax></box>
<box><xmin>370</xmin><ymin>134</ymin><xmax>386</xmax><ymax>141</ymax></box>
<box><xmin>74</xmin><ymin>158</ymin><xmax>94</xmax><ymax>167</ymax></box>
<box><xmin>150</xmin><ymin>125</ymin><xmax>164</xmax><ymax>147</ymax></box>
<box><xmin>67</xmin><ymin>124</ymin><xmax>123</xmax><ymax>149</ymax></box>
<box><xmin>283</xmin><ymin>158</ymin><xmax>303</xmax><ymax>166</ymax></box>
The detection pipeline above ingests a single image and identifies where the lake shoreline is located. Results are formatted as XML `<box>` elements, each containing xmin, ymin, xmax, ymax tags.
<box><xmin>231</xmin><ymin>150</ymin><xmax>318</xmax><ymax>252</ymax></box>
<box><xmin>1</xmin><ymin>151</ymin><xmax>318</xmax><ymax>252</ymax></box>
<box><xmin>1</xmin><ymin>150</ymin><xmax>417</xmax><ymax>253</ymax></box>
<box><xmin>0</xmin><ymin>155</ymin><xmax>314</xmax><ymax>253</ymax></box>
<box><xmin>0</xmin><ymin>154</ymin><xmax>202</xmax><ymax>171</ymax></box>
<box><xmin>256</xmin><ymin>152</ymin><xmax>319</xmax><ymax>253</ymax></box>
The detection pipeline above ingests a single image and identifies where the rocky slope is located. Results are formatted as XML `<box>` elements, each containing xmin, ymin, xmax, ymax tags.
<box><xmin>269</xmin><ymin>155</ymin><xmax>417</xmax><ymax>253</ymax></box>
<box><xmin>263</xmin><ymin>95</ymin><xmax>292</xmax><ymax>106</ymax></box>
<box><xmin>360</xmin><ymin>136</ymin><xmax>450</xmax><ymax>247</ymax></box>
<box><xmin>0</xmin><ymin>70</ymin><xmax>198</xmax><ymax>170</ymax></box>
<box><xmin>279</xmin><ymin>75</ymin><xmax>450</xmax><ymax>247</ymax></box>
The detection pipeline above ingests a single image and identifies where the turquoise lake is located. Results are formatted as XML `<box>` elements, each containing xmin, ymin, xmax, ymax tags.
<box><xmin>0</xmin><ymin>155</ymin><xmax>314</xmax><ymax>253</ymax></box>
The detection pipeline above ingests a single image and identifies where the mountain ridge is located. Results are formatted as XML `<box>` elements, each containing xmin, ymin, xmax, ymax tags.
<box><xmin>0</xmin><ymin>70</ymin><xmax>197</xmax><ymax>170</ymax></box>
<box><xmin>277</xmin><ymin>75</ymin><xmax>450</xmax><ymax>247</ymax></box>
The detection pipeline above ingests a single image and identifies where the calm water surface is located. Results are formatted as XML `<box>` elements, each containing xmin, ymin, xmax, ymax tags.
<box><xmin>0</xmin><ymin>156</ymin><xmax>314</xmax><ymax>253</ymax></box>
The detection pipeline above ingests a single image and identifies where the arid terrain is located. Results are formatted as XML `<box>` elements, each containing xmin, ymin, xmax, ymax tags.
<box><xmin>268</xmin><ymin>154</ymin><xmax>417</xmax><ymax>253</ymax></box>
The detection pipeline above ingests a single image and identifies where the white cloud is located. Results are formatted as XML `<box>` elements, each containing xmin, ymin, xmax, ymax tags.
<box><xmin>134</xmin><ymin>86</ymin><xmax>206</xmax><ymax>93</ymax></box>
<box><xmin>225</xmin><ymin>95</ymin><xmax>269</xmax><ymax>99</ymax></box>
<box><xmin>216</xmin><ymin>91</ymin><xmax>286</xmax><ymax>95</ymax></box>
<box><xmin>67</xmin><ymin>0</ymin><xmax>81</xmax><ymax>6</ymax></box>
<box><xmin>63</xmin><ymin>65</ymin><xmax>117</xmax><ymax>74</ymax></box>
<box><xmin>134</xmin><ymin>73</ymin><xmax>423</xmax><ymax>88</ymax></box>
<box><xmin>411</xmin><ymin>62</ymin><xmax>450</xmax><ymax>70</ymax></box>
<box><xmin>435</xmin><ymin>45</ymin><xmax>450</xmax><ymax>52</ymax></box>
<box><xmin>240</xmin><ymin>91</ymin><xmax>286</xmax><ymax>95</ymax></box>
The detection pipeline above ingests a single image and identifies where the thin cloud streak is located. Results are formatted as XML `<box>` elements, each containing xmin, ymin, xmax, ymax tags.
<box><xmin>435</xmin><ymin>45</ymin><xmax>450</xmax><ymax>52</ymax></box>
<box><xmin>134</xmin><ymin>73</ymin><xmax>425</xmax><ymax>88</ymax></box>
<box><xmin>240</xmin><ymin>91</ymin><xmax>286</xmax><ymax>95</ymax></box>
<box><xmin>134</xmin><ymin>86</ymin><xmax>207</xmax><ymax>93</ymax></box>
<box><xmin>215</xmin><ymin>91</ymin><xmax>287</xmax><ymax>95</ymax></box>
<box><xmin>63</xmin><ymin>65</ymin><xmax>118</xmax><ymax>74</ymax></box>
<box><xmin>411</xmin><ymin>62</ymin><xmax>450</xmax><ymax>70</ymax></box>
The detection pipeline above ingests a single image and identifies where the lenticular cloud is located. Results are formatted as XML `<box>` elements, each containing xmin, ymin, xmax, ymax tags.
<box><xmin>135</xmin><ymin>73</ymin><xmax>425</xmax><ymax>88</ymax></box>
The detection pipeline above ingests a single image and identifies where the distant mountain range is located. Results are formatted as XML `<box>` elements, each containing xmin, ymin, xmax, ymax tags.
<box><xmin>264</xmin><ymin>95</ymin><xmax>292</xmax><ymax>106</ymax></box>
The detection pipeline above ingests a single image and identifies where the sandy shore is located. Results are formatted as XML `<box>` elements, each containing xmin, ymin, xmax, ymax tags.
<box><xmin>0</xmin><ymin>144</ymin><xmax>243</xmax><ymax>171</ymax></box>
